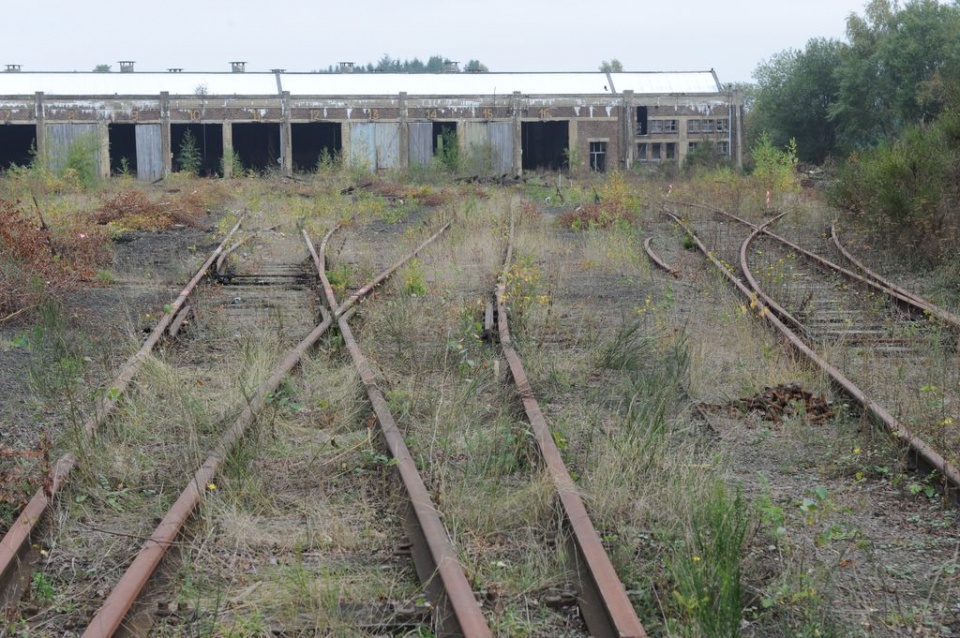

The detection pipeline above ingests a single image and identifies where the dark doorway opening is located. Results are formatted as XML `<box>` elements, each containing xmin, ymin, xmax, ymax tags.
<box><xmin>0</xmin><ymin>124</ymin><xmax>37</xmax><ymax>171</ymax></box>
<box><xmin>108</xmin><ymin>124</ymin><xmax>137</xmax><ymax>175</ymax></box>
<box><xmin>291</xmin><ymin>122</ymin><xmax>341</xmax><ymax>172</ymax></box>
<box><xmin>232</xmin><ymin>123</ymin><xmax>281</xmax><ymax>173</ymax></box>
<box><xmin>521</xmin><ymin>121</ymin><xmax>568</xmax><ymax>171</ymax></box>
<box><xmin>432</xmin><ymin>122</ymin><xmax>456</xmax><ymax>153</ymax></box>
<box><xmin>636</xmin><ymin>106</ymin><xmax>648</xmax><ymax>136</ymax></box>
<box><xmin>171</xmin><ymin>124</ymin><xmax>224</xmax><ymax>176</ymax></box>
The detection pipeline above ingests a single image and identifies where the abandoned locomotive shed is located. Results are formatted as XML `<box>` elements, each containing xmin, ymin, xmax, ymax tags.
<box><xmin>0</xmin><ymin>64</ymin><xmax>743</xmax><ymax>178</ymax></box>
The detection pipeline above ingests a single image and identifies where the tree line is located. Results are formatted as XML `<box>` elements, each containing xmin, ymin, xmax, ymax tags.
<box><xmin>750</xmin><ymin>0</ymin><xmax>960</xmax><ymax>164</ymax></box>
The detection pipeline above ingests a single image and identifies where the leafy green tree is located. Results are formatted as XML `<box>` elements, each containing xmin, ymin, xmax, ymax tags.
<box><xmin>830</xmin><ymin>0</ymin><xmax>960</xmax><ymax>150</ymax></box>
<box><xmin>599</xmin><ymin>59</ymin><xmax>624</xmax><ymax>72</ymax></box>
<box><xmin>92</xmin><ymin>64</ymin><xmax>111</xmax><ymax>73</ymax></box>
<box><xmin>464</xmin><ymin>59</ymin><xmax>488</xmax><ymax>73</ymax></box>
<box><xmin>751</xmin><ymin>38</ymin><xmax>843</xmax><ymax>163</ymax></box>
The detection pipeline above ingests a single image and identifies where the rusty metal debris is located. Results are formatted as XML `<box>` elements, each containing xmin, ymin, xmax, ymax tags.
<box><xmin>700</xmin><ymin>383</ymin><xmax>833</xmax><ymax>425</ymax></box>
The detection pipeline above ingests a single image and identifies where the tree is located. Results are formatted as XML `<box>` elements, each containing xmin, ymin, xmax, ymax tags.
<box><xmin>599</xmin><ymin>59</ymin><xmax>624</xmax><ymax>72</ymax></box>
<box><xmin>92</xmin><ymin>64</ymin><xmax>111</xmax><ymax>73</ymax></box>
<box><xmin>464</xmin><ymin>59</ymin><xmax>489</xmax><ymax>73</ymax></box>
<box><xmin>751</xmin><ymin>38</ymin><xmax>844</xmax><ymax>163</ymax></box>
<box><xmin>829</xmin><ymin>0</ymin><xmax>960</xmax><ymax>150</ymax></box>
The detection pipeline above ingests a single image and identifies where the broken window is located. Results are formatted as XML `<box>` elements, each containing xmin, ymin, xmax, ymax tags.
<box><xmin>688</xmin><ymin>141</ymin><xmax>699</xmax><ymax>152</ymax></box>
<box><xmin>687</xmin><ymin>119</ymin><xmax>701</xmax><ymax>134</ymax></box>
<box><xmin>717</xmin><ymin>118</ymin><xmax>729</xmax><ymax>133</ymax></box>
<box><xmin>637</xmin><ymin>142</ymin><xmax>648</xmax><ymax>162</ymax></box>
<box><xmin>665</xmin><ymin>143</ymin><xmax>676</xmax><ymax>160</ymax></box>
<box><xmin>651</xmin><ymin>142</ymin><xmax>662</xmax><ymax>161</ymax></box>
<box><xmin>589</xmin><ymin>141</ymin><xmax>607</xmax><ymax>172</ymax></box>
<box><xmin>716</xmin><ymin>141</ymin><xmax>730</xmax><ymax>156</ymax></box>
<box><xmin>636</xmin><ymin>106</ymin><xmax>648</xmax><ymax>136</ymax></box>
<box><xmin>649</xmin><ymin>119</ymin><xmax>678</xmax><ymax>134</ymax></box>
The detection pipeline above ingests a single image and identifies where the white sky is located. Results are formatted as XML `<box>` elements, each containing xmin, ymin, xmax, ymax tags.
<box><xmin>2</xmin><ymin>0</ymin><xmax>874</xmax><ymax>84</ymax></box>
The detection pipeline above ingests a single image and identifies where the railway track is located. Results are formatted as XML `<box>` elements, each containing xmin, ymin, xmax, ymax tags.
<box><xmin>662</xmin><ymin>201</ymin><xmax>960</xmax><ymax>498</ymax></box>
<box><xmin>1</xmin><ymin>191</ymin><xmax>672</xmax><ymax>637</ymax></box>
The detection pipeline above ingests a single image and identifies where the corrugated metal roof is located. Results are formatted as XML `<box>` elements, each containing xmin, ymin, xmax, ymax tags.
<box><xmin>0</xmin><ymin>71</ymin><xmax>722</xmax><ymax>97</ymax></box>
<box><xmin>0</xmin><ymin>73</ymin><xmax>278</xmax><ymax>96</ymax></box>
<box><xmin>609</xmin><ymin>71</ymin><xmax>721</xmax><ymax>94</ymax></box>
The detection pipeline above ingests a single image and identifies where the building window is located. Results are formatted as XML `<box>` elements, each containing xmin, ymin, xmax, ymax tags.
<box><xmin>637</xmin><ymin>142</ymin><xmax>648</xmax><ymax>162</ymax></box>
<box><xmin>649</xmin><ymin>119</ymin><xmax>678</xmax><ymax>134</ymax></box>
<box><xmin>590</xmin><ymin>141</ymin><xmax>607</xmax><ymax>172</ymax></box>
<box><xmin>636</xmin><ymin>106</ymin><xmax>648</xmax><ymax>136</ymax></box>
<box><xmin>716</xmin><ymin>141</ymin><xmax>730</xmax><ymax>156</ymax></box>
<box><xmin>703</xmin><ymin>119</ymin><xmax>715</xmax><ymax>133</ymax></box>
<box><xmin>688</xmin><ymin>142</ymin><xmax>699</xmax><ymax>152</ymax></box>
<box><xmin>665</xmin><ymin>142</ymin><xmax>676</xmax><ymax>160</ymax></box>
<box><xmin>651</xmin><ymin>142</ymin><xmax>662</xmax><ymax>161</ymax></box>
<box><xmin>687</xmin><ymin>119</ymin><xmax>701</xmax><ymax>134</ymax></box>
<box><xmin>717</xmin><ymin>118</ymin><xmax>729</xmax><ymax>133</ymax></box>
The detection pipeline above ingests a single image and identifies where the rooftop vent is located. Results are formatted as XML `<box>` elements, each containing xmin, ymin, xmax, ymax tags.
<box><xmin>168</xmin><ymin>68</ymin><xmax>183</xmax><ymax>73</ymax></box>
<box><xmin>118</xmin><ymin>61</ymin><xmax>135</xmax><ymax>73</ymax></box>
<box><xmin>230</xmin><ymin>61</ymin><xmax>246</xmax><ymax>73</ymax></box>
<box><xmin>5</xmin><ymin>64</ymin><xmax>22</xmax><ymax>73</ymax></box>
<box><xmin>338</xmin><ymin>62</ymin><xmax>355</xmax><ymax>73</ymax></box>
<box><xmin>270</xmin><ymin>68</ymin><xmax>286</xmax><ymax>74</ymax></box>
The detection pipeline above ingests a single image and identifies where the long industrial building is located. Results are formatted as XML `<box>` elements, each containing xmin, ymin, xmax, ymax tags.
<box><xmin>0</xmin><ymin>64</ymin><xmax>743</xmax><ymax>179</ymax></box>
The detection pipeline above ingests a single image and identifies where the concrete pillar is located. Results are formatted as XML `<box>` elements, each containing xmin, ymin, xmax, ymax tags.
<box><xmin>622</xmin><ymin>90</ymin><xmax>634</xmax><ymax>170</ymax></box>
<box><xmin>222</xmin><ymin>122</ymin><xmax>234</xmax><ymax>177</ymax></box>
<box><xmin>281</xmin><ymin>91</ymin><xmax>292</xmax><ymax>176</ymax></box>
<box><xmin>98</xmin><ymin>121</ymin><xmax>110</xmax><ymax>178</ymax></box>
<box><xmin>34</xmin><ymin>92</ymin><xmax>45</xmax><ymax>166</ymax></box>
<box><xmin>340</xmin><ymin>121</ymin><xmax>350</xmax><ymax>164</ymax></box>
<box><xmin>568</xmin><ymin>119</ymin><xmax>579</xmax><ymax>171</ymax></box>
<box><xmin>160</xmin><ymin>92</ymin><xmax>171</xmax><ymax>177</ymax></box>
<box><xmin>398</xmin><ymin>92</ymin><xmax>409</xmax><ymax>171</ymax></box>
<box><xmin>511</xmin><ymin>91</ymin><xmax>522</xmax><ymax>176</ymax></box>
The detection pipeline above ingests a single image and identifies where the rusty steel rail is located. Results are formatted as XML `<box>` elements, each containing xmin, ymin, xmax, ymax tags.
<box><xmin>0</xmin><ymin>219</ymin><xmax>242</xmax><ymax>609</ymax></box>
<box><xmin>497</xmin><ymin>214</ymin><xmax>648</xmax><ymax>638</ymax></box>
<box><xmin>694</xmin><ymin>202</ymin><xmax>960</xmax><ymax>331</ymax></box>
<box><xmin>642</xmin><ymin>236</ymin><xmax>679</xmax><ymax>278</ymax></box>
<box><xmin>829</xmin><ymin>224</ymin><xmax>959</xmax><ymax>318</ymax></box>
<box><xmin>83</xmin><ymin>223</ymin><xmax>457</xmax><ymax>637</ymax></box>
<box><xmin>736</xmin><ymin>213</ymin><xmax>812</xmax><ymax>341</ymax></box>
<box><xmin>668</xmin><ymin>210</ymin><xmax>960</xmax><ymax>499</ymax></box>
<box><xmin>311</xmin><ymin>223</ymin><xmax>494</xmax><ymax>638</ymax></box>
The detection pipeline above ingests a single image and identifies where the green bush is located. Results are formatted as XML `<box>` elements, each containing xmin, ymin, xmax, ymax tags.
<box><xmin>177</xmin><ymin>130</ymin><xmax>202</xmax><ymax>176</ymax></box>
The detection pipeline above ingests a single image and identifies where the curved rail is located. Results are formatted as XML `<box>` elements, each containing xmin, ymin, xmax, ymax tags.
<box><xmin>642</xmin><ymin>236</ymin><xmax>679</xmax><ymax>277</ymax></box>
<box><xmin>710</xmin><ymin>204</ymin><xmax>960</xmax><ymax>331</ymax></box>
<box><xmin>313</xmin><ymin>223</ymin><xmax>493</xmax><ymax>638</ymax></box>
<box><xmin>829</xmin><ymin>224</ymin><xmax>933</xmax><ymax>309</ymax></box>
<box><xmin>0</xmin><ymin>219</ymin><xmax>242</xmax><ymax>607</ymax></box>
<box><xmin>736</xmin><ymin>213</ymin><xmax>811</xmax><ymax>340</ymax></box>
<box><xmin>668</xmin><ymin>210</ymin><xmax>960</xmax><ymax>500</ymax></box>
<box><xmin>497</xmin><ymin>213</ymin><xmax>648</xmax><ymax>638</ymax></box>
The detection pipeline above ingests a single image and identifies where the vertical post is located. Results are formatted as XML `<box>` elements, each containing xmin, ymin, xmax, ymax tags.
<box><xmin>622</xmin><ymin>90</ymin><xmax>634</xmax><ymax>170</ymax></box>
<box><xmin>340</xmin><ymin>121</ymin><xmax>351</xmax><ymax>165</ymax></box>
<box><xmin>398</xmin><ymin>92</ymin><xmax>409</xmax><ymax>171</ymax></box>
<box><xmin>160</xmin><ymin>92</ymin><xmax>171</xmax><ymax>177</ymax></box>
<box><xmin>98</xmin><ymin>121</ymin><xmax>110</xmax><ymax>178</ymax></box>
<box><xmin>511</xmin><ymin>91</ymin><xmax>522</xmax><ymax>177</ymax></box>
<box><xmin>34</xmin><ymin>92</ymin><xmax>46</xmax><ymax>166</ymax></box>
<box><xmin>281</xmin><ymin>91</ymin><xmax>292</xmax><ymax>176</ymax></box>
<box><xmin>567</xmin><ymin>119</ymin><xmax>579</xmax><ymax>172</ymax></box>
<box><xmin>222</xmin><ymin>122</ymin><xmax>234</xmax><ymax>178</ymax></box>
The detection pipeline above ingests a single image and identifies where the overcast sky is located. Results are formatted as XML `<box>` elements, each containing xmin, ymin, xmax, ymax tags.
<box><xmin>3</xmin><ymin>0</ymin><xmax>875</xmax><ymax>84</ymax></box>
